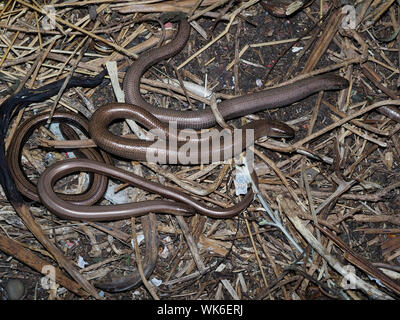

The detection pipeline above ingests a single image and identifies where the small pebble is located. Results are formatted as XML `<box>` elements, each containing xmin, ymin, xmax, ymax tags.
<box><xmin>5</xmin><ymin>279</ymin><xmax>25</xmax><ymax>300</ymax></box>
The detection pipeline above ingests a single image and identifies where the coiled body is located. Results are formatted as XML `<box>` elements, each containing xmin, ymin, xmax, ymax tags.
<box><xmin>7</xmin><ymin>18</ymin><xmax>351</xmax><ymax>293</ymax></box>
<box><xmin>9</xmin><ymin>19</ymin><xmax>350</xmax><ymax>221</ymax></box>
<box><xmin>123</xmin><ymin>19</ymin><xmax>349</xmax><ymax>129</ymax></box>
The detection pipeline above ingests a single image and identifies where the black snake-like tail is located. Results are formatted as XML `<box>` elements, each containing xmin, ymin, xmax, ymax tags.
<box><xmin>0</xmin><ymin>70</ymin><xmax>106</xmax><ymax>204</ymax></box>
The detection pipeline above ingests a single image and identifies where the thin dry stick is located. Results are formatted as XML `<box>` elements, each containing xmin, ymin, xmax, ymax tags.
<box><xmin>13</xmin><ymin>203</ymin><xmax>101</xmax><ymax>298</ymax></box>
<box><xmin>270</xmin><ymin>56</ymin><xmax>366</xmax><ymax>89</ymax></box>
<box><xmin>370</xmin><ymin>0</ymin><xmax>396</xmax><ymax>24</ymax></box>
<box><xmin>143</xmin><ymin>162</ymin><xmax>229</xmax><ymax>196</ymax></box>
<box><xmin>15</xmin><ymin>0</ymin><xmax>139</xmax><ymax>58</ymax></box>
<box><xmin>0</xmin><ymin>30</ymin><xmax>19</xmax><ymax>67</ymax></box>
<box><xmin>188</xmin><ymin>0</ymin><xmax>206</xmax><ymax>17</ymax></box>
<box><xmin>0</xmin><ymin>232</ymin><xmax>90</xmax><ymax>298</ymax></box>
<box><xmin>46</xmin><ymin>41</ymin><xmax>89</xmax><ymax>124</ymax></box>
<box><xmin>131</xmin><ymin>217</ymin><xmax>159</xmax><ymax>300</ymax></box>
<box><xmin>251</xmin><ymin>219</ymin><xmax>282</xmax><ymax>299</ymax></box>
<box><xmin>65</xmin><ymin>3</ymin><xmax>107</xmax><ymax>43</ymax></box>
<box><xmin>34</xmin><ymin>11</ymin><xmax>42</xmax><ymax>49</ymax></box>
<box><xmin>177</xmin><ymin>0</ymin><xmax>259</xmax><ymax>70</ymax></box>
<box><xmin>280</xmin><ymin>198</ymin><xmax>392</xmax><ymax>299</ymax></box>
<box><xmin>258</xmin><ymin>100</ymin><xmax>400</xmax><ymax>154</ymax></box>
<box><xmin>260</xmin><ymin>180</ymin><xmax>400</xmax><ymax>203</ymax></box>
<box><xmin>302</xmin><ymin>8</ymin><xmax>344</xmax><ymax>73</ymax></box>
<box><xmin>176</xmin><ymin>215</ymin><xmax>207</xmax><ymax>274</ymax></box>
<box><xmin>356</xmin><ymin>0</ymin><xmax>373</xmax><ymax>27</ymax></box>
<box><xmin>314</xmin><ymin>177</ymin><xmax>357</xmax><ymax>215</ymax></box>
<box><xmin>56</xmin><ymin>25</ymin><xmax>98</xmax><ymax>78</ymax></box>
<box><xmin>244</xmin><ymin>213</ymin><xmax>270</xmax><ymax>289</ymax></box>
<box><xmin>5</xmin><ymin>53</ymin><xmax>47</xmax><ymax>151</ymax></box>
<box><xmin>291</xmin><ymin>100</ymin><xmax>400</xmax><ymax>148</ymax></box>
<box><xmin>302</xmin><ymin>164</ymin><xmax>322</xmax><ymax>243</ymax></box>
<box><xmin>251</xmin><ymin>147</ymin><xmax>307</xmax><ymax>212</ymax></box>
<box><xmin>225</xmin><ymin>36</ymin><xmax>312</xmax><ymax>71</ymax></box>
<box><xmin>252</xmin><ymin>147</ymin><xmax>393</xmax><ymax>299</ymax></box>
<box><xmin>323</xmin><ymin>99</ymin><xmax>389</xmax><ymax>136</ymax></box>
<box><xmin>0</xmin><ymin>0</ymin><xmax>13</xmax><ymax>19</ymax></box>
<box><xmin>331</xmin><ymin>115</ymin><xmax>387</xmax><ymax>147</ymax></box>
<box><xmin>116</xmin><ymin>0</ymin><xmax>218</xmax><ymax>13</ymax></box>
<box><xmin>0</xmin><ymin>22</ymin><xmax>124</xmax><ymax>35</ymax></box>
<box><xmin>188</xmin><ymin>0</ymin><xmax>229</xmax><ymax>21</ymax></box>
<box><xmin>28</xmin><ymin>39</ymin><xmax>57</xmax><ymax>88</ymax></box>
